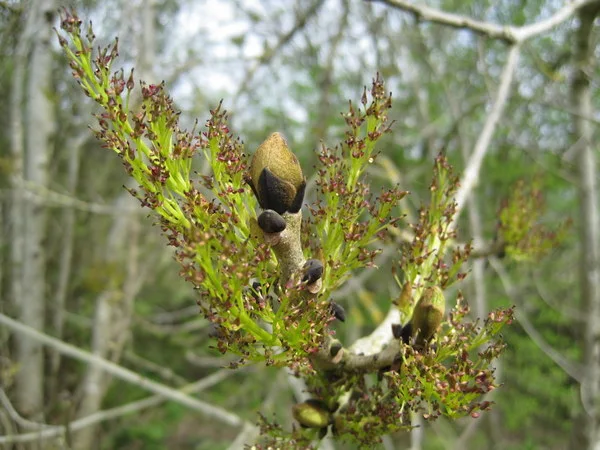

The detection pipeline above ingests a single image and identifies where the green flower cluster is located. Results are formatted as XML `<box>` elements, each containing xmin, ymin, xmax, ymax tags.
<box><xmin>498</xmin><ymin>179</ymin><xmax>570</xmax><ymax>261</ymax></box>
<box><xmin>59</xmin><ymin>10</ymin><xmax>515</xmax><ymax>447</ymax></box>
<box><xmin>58</xmin><ymin>10</ymin><xmax>331</xmax><ymax>365</ymax></box>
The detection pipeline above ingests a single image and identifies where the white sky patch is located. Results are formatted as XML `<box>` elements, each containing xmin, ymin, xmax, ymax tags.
<box><xmin>169</xmin><ymin>0</ymin><xmax>268</xmax><ymax>105</ymax></box>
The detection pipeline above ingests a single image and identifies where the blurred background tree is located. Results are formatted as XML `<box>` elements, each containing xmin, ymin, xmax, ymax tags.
<box><xmin>0</xmin><ymin>0</ymin><xmax>598</xmax><ymax>449</ymax></box>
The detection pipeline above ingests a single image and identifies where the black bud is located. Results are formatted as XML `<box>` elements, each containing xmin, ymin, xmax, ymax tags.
<box><xmin>305</xmin><ymin>398</ymin><xmax>329</xmax><ymax>410</ymax></box>
<box><xmin>257</xmin><ymin>209</ymin><xmax>286</xmax><ymax>233</ymax></box>
<box><xmin>391</xmin><ymin>323</ymin><xmax>403</xmax><ymax>339</ymax></box>
<box><xmin>330</xmin><ymin>341</ymin><xmax>343</xmax><ymax>358</ymax></box>
<box><xmin>399</xmin><ymin>322</ymin><xmax>413</xmax><ymax>344</ymax></box>
<box><xmin>330</xmin><ymin>301</ymin><xmax>346</xmax><ymax>322</ymax></box>
<box><xmin>258</xmin><ymin>168</ymin><xmax>296</xmax><ymax>214</ymax></box>
<box><xmin>302</xmin><ymin>259</ymin><xmax>324</xmax><ymax>284</ymax></box>
<box><xmin>249</xmin><ymin>133</ymin><xmax>304</xmax><ymax>213</ymax></box>
<box><xmin>246</xmin><ymin>279</ymin><xmax>262</xmax><ymax>300</ymax></box>
<box><xmin>288</xmin><ymin>179</ymin><xmax>306</xmax><ymax>213</ymax></box>
<box><xmin>377</xmin><ymin>368</ymin><xmax>389</xmax><ymax>380</ymax></box>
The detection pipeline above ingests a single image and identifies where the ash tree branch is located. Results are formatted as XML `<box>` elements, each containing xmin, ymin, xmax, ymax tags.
<box><xmin>314</xmin><ymin>339</ymin><xmax>402</xmax><ymax>372</ymax></box>
<box><xmin>351</xmin><ymin>40</ymin><xmax>518</xmax><ymax>354</ymax></box>
<box><xmin>370</xmin><ymin>0</ymin><xmax>598</xmax><ymax>44</ymax></box>
<box><xmin>0</xmin><ymin>389</ymin><xmax>53</xmax><ymax>431</ymax></box>
<box><xmin>0</xmin><ymin>313</ymin><xmax>246</xmax><ymax>428</ymax></box>
<box><xmin>517</xmin><ymin>1</ymin><xmax>600</xmax><ymax>42</ymax></box>
<box><xmin>348</xmin><ymin>47</ymin><xmax>520</xmax><ymax>359</ymax></box>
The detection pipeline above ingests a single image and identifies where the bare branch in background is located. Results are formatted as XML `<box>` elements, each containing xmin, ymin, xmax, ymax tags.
<box><xmin>123</xmin><ymin>351</ymin><xmax>188</xmax><ymax>386</ymax></box>
<box><xmin>1</xmin><ymin>181</ymin><xmax>141</xmax><ymax>214</ymax></box>
<box><xmin>148</xmin><ymin>305</ymin><xmax>200</xmax><ymax>324</ymax></box>
<box><xmin>0</xmin><ymin>389</ymin><xmax>54</xmax><ymax>431</ymax></box>
<box><xmin>534</xmin><ymin>271</ymin><xmax>588</xmax><ymax>322</ymax></box>
<box><xmin>134</xmin><ymin>314</ymin><xmax>210</xmax><ymax>335</ymax></box>
<box><xmin>369</xmin><ymin>0</ymin><xmax>598</xmax><ymax>235</ymax></box>
<box><xmin>235</xmin><ymin>0</ymin><xmax>325</xmax><ymax>98</ymax></box>
<box><xmin>489</xmin><ymin>258</ymin><xmax>583</xmax><ymax>382</ymax></box>
<box><xmin>0</xmin><ymin>313</ymin><xmax>246</xmax><ymax>428</ymax></box>
<box><xmin>185</xmin><ymin>351</ymin><xmax>239</xmax><ymax>368</ymax></box>
<box><xmin>311</xmin><ymin>0</ymin><xmax>350</xmax><ymax>147</ymax></box>
<box><xmin>0</xmin><ymin>369</ymin><xmax>236</xmax><ymax>445</ymax></box>
<box><xmin>370</xmin><ymin>0</ymin><xmax>597</xmax><ymax>44</ymax></box>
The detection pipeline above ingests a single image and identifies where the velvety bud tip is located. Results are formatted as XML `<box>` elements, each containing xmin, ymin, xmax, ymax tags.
<box><xmin>292</xmin><ymin>400</ymin><xmax>332</xmax><ymax>429</ymax></box>
<box><xmin>249</xmin><ymin>132</ymin><xmax>306</xmax><ymax>214</ymax></box>
<box><xmin>411</xmin><ymin>286</ymin><xmax>445</xmax><ymax>344</ymax></box>
<box><xmin>397</xmin><ymin>281</ymin><xmax>413</xmax><ymax>309</ymax></box>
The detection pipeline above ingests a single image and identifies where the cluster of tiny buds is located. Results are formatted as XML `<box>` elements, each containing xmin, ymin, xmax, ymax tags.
<box><xmin>57</xmin><ymin>20</ymin><xmax>513</xmax><ymax>443</ymax></box>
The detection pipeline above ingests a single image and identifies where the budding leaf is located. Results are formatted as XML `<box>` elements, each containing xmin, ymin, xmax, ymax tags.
<box><xmin>292</xmin><ymin>400</ymin><xmax>332</xmax><ymax>429</ymax></box>
<box><xmin>394</xmin><ymin>280</ymin><xmax>413</xmax><ymax>319</ymax></box>
<box><xmin>249</xmin><ymin>132</ymin><xmax>306</xmax><ymax>214</ymax></box>
<box><xmin>411</xmin><ymin>286</ymin><xmax>445</xmax><ymax>345</ymax></box>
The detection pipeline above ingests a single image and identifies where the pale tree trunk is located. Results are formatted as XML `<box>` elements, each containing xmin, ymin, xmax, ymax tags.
<box><xmin>11</xmin><ymin>0</ymin><xmax>57</xmax><ymax>418</ymax></box>
<box><xmin>9</xmin><ymin>0</ymin><xmax>29</xmax><ymax>327</ymax></box>
<box><xmin>9</xmin><ymin>0</ymin><xmax>30</xmax><ymax>411</ymax></box>
<box><xmin>49</xmin><ymin>128</ymin><xmax>88</xmax><ymax>401</ymax></box>
<box><xmin>0</xmin><ymin>201</ymin><xmax>3</xmax><ymax>309</ymax></box>
<box><xmin>571</xmin><ymin>5</ymin><xmax>600</xmax><ymax>449</ymax></box>
<box><xmin>73</xmin><ymin>0</ymin><xmax>156</xmax><ymax>447</ymax></box>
